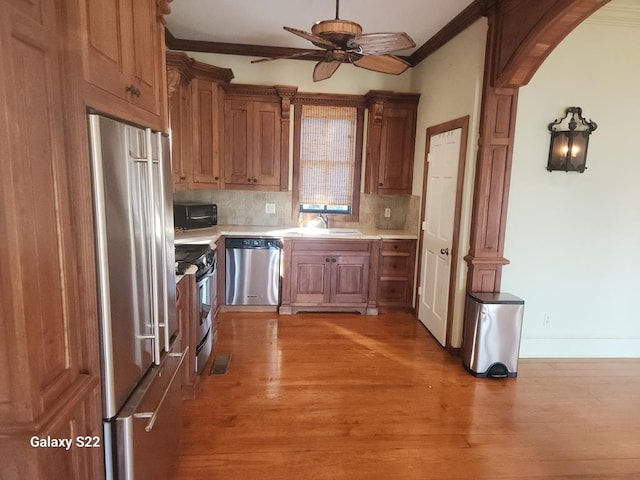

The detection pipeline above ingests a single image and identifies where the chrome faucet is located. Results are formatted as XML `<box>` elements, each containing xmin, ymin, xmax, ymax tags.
<box><xmin>317</xmin><ymin>214</ymin><xmax>329</xmax><ymax>229</ymax></box>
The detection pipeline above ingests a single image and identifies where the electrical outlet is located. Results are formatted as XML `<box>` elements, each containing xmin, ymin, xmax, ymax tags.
<box><xmin>384</xmin><ymin>207</ymin><xmax>391</xmax><ymax>218</ymax></box>
<box><xmin>543</xmin><ymin>313</ymin><xmax>551</xmax><ymax>327</ymax></box>
<box><xmin>265</xmin><ymin>203</ymin><xmax>276</xmax><ymax>214</ymax></box>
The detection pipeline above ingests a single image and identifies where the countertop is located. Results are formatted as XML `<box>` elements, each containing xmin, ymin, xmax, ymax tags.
<box><xmin>174</xmin><ymin>225</ymin><xmax>419</xmax><ymax>247</ymax></box>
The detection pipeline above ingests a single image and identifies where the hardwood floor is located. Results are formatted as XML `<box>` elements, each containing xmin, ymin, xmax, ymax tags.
<box><xmin>170</xmin><ymin>312</ymin><xmax>640</xmax><ymax>479</ymax></box>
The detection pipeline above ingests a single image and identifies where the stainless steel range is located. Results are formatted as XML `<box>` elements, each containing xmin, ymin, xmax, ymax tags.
<box><xmin>175</xmin><ymin>244</ymin><xmax>216</xmax><ymax>373</ymax></box>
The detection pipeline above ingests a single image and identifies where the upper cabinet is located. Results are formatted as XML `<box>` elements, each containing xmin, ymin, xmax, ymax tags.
<box><xmin>167</xmin><ymin>53</ymin><xmax>233</xmax><ymax>190</ymax></box>
<box><xmin>222</xmin><ymin>84</ymin><xmax>297</xmax><ymax>191</ymax></box>
<box><xmin>364</xmin><ymin>91</ymin><xmax>420</xmax><ymax>195</ymax></box>
<box><xmin>78</xmin><ymin>0</ymin><xmax>168</xmax><ymax>130</ymax></box>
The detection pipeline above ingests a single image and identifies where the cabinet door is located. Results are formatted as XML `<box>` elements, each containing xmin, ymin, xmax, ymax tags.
<box><xmin>378</xmin><ymin>106</ymin><xmax>415</xmax><ymax>193</ymax></box>
<box><xmin>252</xmin><ymin>101</ymin><xmax>281</xmax><ymax>186</ymax></box>
<box><xmin>80</xmin><ymin>0</ymin><xmax>129</xmax><ymax>101</ymax></box>
<box><xmin>169</xmin><ymin>81</ymin><xmax>192</xmax><ymax>185</ymax></box>
<box><xmin>223</xmin><ymin>99</ymin><xmax>252</xmax><ymax>186</ymax></box>
<box><xmin>332</xmin><ymin>255</ymin><xmax>370</xmax><ymax>304</ymax></box>
<box><xmin>127</xmin><ymin>0</ymin><xmax>161</xmax><ymax>115</ymax></box>
<box><xmin>193</xmin><ymin>79</ymin><xmax>221</xmax><ymax>186</ymax></box>
<box><xmin>290</xmin><ymin>254</ymin><xmax>331</xmax><ymax>304</ymax></box>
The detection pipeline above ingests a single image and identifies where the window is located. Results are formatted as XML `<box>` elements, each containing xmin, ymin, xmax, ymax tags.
<box><xmin>292</xmin><ymin>96</ymin><xmax>364</xmax><ymax>221</ymax></box>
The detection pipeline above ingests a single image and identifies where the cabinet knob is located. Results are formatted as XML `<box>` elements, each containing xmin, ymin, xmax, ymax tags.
<box><xmin>214</xmin><ymin>176</ymin><xmax>219</xmax><ymax>181</ymax></box>
<box><xmin>253</xmin><ymin>178</ymin><xmax>258</xmax><ymax>183</ymax></box>
<box><xmin>331</xmin><ymin>258</ymin><xmax>336</xmax><ymax>263</ymax></box>
<box><xmin>392</xmin><ymin>264</ymin><xmax>397</xmax><ymax>269</ymax></box>
<box><xmin>125</xmin><ymin>85</ymin><xmax>141</xmax><ymax>97</ymax></box>
<box><xmin>325</xmin><ymin>258</ymin><xmax>330</xmax><ymax>262</ymax></box>
<box><xmin>180</xmin><ymin>176</ymin><xmax>186</xmax><ymax>180</ymax></box>
<box><xmin>393</xmin><ymin>245</ymin><xmax>398</xmax><ymax>250</ymax></box>
<box><xmin>248</xmin><ymin>178</ymin><xmax>252</xmax><ymax>182</ymax></box>
<box><xmin>379</xmin><ymin>182</ymin><xmax>383</xmax><ymax>187</ymax></box>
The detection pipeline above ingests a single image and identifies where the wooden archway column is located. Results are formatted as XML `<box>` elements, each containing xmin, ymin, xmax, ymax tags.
<box><xmin>464</xmin><ymin>0</ymin><xmax>610</xmax><ymax>292</ymax></box>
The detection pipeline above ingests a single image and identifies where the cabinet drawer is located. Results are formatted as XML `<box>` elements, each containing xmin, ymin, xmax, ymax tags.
<box><xmin>291</xmin><ymin>240</ymin><xmax>371</xmax><ymax>254</ymax></box>
<box><xmin>378</xmin><ymin>279</ymin><xmax>411</xmax><ymax>303</ymax></box>
<box><xmin>381</xmin><ymin>240</ymin><xmax>415</xmax><ymax>254</ymax></box>
<box><xmin>380</xmin><ymin>255</ymin><xmax>411</xmax><ymax>276</ymax></box>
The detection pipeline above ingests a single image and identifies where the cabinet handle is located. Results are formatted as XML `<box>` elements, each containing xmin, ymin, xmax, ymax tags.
<box><xmin>125</xmin><ymin>85</ymin><xmax>141</xmax><ymax>97</ymax></box>
<box><xmin>179</xmin><ymin>176</ymin><xmax>187</xmax><ymax>180</ymax></box>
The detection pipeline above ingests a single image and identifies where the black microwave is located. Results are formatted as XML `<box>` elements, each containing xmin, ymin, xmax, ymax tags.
<box><xmin>174</xmin><ymin>203</ymin><xmax>217</xmax><ymax>229</ymax></box>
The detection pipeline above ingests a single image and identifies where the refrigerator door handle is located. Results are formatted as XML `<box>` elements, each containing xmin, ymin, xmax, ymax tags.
<box><xmin>157</xmin><ymin>133</ymin><xmax>172</xmax><ymax>353</ymax></box>
<box><xmin>133</xmin><ymin>348</ymin><xmax>187</xmax><ymax>432</ymax></box>
<box><xmin>145</xmin><ymin>128</ymin><xmax>162</xmax><ymax>364</ymax></box>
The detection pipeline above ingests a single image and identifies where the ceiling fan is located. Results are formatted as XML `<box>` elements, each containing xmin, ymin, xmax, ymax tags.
<box><xmin>251</xmin><ymin>0</ymin><xmax>416</xmax><ymax>81</ymax></box>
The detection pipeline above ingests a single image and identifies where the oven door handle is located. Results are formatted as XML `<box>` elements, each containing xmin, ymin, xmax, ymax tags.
<box><xmin>200</xmin><ymin>303</ymin><xmax>212</xmax><ymax>320</ymax></box>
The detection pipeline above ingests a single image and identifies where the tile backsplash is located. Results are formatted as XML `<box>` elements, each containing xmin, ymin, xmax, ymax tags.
<box><xmin>173</xmin><ymin>190</ymin><xmax>419</xmax><ymax>233</ymax></box>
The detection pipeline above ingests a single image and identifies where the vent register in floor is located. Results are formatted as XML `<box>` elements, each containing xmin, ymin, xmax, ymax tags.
<box><xmin>210</xmin><ymin>354</ymin><xmax>232</xmax><ymax>375</ymax></box>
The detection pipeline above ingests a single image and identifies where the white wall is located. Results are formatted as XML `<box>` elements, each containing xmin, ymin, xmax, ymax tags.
<box><xmin>409</xmin><ymin>19</ymin><xmax>487</xmax><ymax>347</ymax></box>
<box><xmin>502</xmin><ymin>3</ymin><xmax>640</xmax><ymax>357</ymax></box>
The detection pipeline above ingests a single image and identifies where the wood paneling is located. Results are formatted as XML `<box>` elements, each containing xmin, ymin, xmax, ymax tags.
<box><xmin>0</xmin><ymin>0</ymin><xmax>104</xmax><ymax>476</ymax></box>
<box><xmin>490</xmin><ymin>0</ymin><xmax>611</xmax><ymax>88</ymax></box>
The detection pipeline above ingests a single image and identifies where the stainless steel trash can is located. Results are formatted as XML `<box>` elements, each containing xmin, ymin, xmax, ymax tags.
<box><xmin>462</xmin><ymin>292</ymin><xmax>524</xmax><ymax>378</ymax></box>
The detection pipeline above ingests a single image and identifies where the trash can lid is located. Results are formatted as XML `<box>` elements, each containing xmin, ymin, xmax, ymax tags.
<box><xmin>468</xmin><ymin>292</ymin><xmax>524</xmax><ymax>304</ymax></box>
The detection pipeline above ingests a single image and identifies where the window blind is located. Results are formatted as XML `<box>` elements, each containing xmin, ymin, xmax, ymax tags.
<box><xmin>299</xmin><ymin>105</ymin><xmax>357</xmax><ymax>207</ymax></box>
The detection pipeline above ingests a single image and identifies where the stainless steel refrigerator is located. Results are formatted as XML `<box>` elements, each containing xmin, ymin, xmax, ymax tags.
<box><xmin>88</xmin><ymin>113</ymin><xmax>185</xmax><ymax>479</ymax></box>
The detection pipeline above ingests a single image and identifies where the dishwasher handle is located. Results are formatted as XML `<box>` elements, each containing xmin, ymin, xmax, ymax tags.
<box><xmin>225</xmin><ymin>238</ymin><xmax>281</xmax><ymax>250</ymax></box>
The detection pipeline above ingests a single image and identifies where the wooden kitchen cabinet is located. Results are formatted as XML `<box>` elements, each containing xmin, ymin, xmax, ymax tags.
<box><xmin>222</xmin><ymin>84</ymin><xmax>297</xmax><ymax>191</ymax></box>
<box><xmin>364</xmin><ymin>91</ymin><xmax>420</xmax><ymax>195</ymax></box>
<box><xmin>377</xmin><ymin>239</ymin><xmax>417</xmax><ymax>311</ymax></box>
<box><xmin>1</xmin><ymin>0</ymin><xmax>105</xmax><ymax>477</ymax></box>
<box><xmin>77</xmin><ymin>0</ymin><xmax>167</xmax><ymax>130</ymax></box>
<box><xmin>281</xmin><ymin>239</ymin><xmax>379</xmax><ymax>314</ymax></box>
<box><xmin>167</xmin><ymin>52</ymin><xmax>233</xmax><ymax>190</ymax></box>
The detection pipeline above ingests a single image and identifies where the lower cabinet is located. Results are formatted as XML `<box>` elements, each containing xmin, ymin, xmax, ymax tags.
<box><xmin>177</xmin><ymin>273</ymin><xmax>200</xmax><ymax>399</ymax></box>
<box><xmin>281</xmin><ymin>239</ymin><xmax>379</xmax><ymax>314</ymax></box>
<box><xmin>377</xmin><ymin>239</ymin><xmax>417</xmax><ymax>311</ymax></box>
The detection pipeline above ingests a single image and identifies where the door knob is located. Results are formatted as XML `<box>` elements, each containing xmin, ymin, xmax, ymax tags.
<box><xmin>440</xmin><ymin>248</ymin><xmax>450</xmax><ymax>256</ymax></box>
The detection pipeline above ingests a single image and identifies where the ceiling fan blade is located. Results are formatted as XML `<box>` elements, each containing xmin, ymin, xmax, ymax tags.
<box><xmin>351</xmin><ymin>32</ymin><xmax>415</xmax><ymax>54</ymax></box>
<box><xmin>353</xmin><ymin>55</ymin><xmax>410</xmax><ymax>75</ymax></box>
<box><xmin>313</xmin><ymin>61</ymin><xmax>341</xmax><ymax>81</ymax></box>
<box><xmin>251</xmin><ymin>50</ymin><xmax>321</xmax><ymax>64</ymax></box>
<box><xmin>284</xmin><ymin>26</ymin><xmax>339</xmax><ymax>50</ymax></box>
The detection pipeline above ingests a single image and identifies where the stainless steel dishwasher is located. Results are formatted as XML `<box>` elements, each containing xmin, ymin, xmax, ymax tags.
<box><xmin>225</xmin><ymin>238</ymin><xmax>281</xmax><ymax>305</ymax></box>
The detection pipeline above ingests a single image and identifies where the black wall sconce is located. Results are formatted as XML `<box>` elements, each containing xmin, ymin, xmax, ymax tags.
<box><xmin>547</xmin><ymin>107</ymin><xmax>597</xmax><ymax>173</ymax></box>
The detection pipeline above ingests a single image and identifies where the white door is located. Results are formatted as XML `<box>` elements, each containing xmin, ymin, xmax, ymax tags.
<box><xmin>418</xmin><ymin>128</ymin><xmax>462</xmax><ymax>346</ymax></box>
